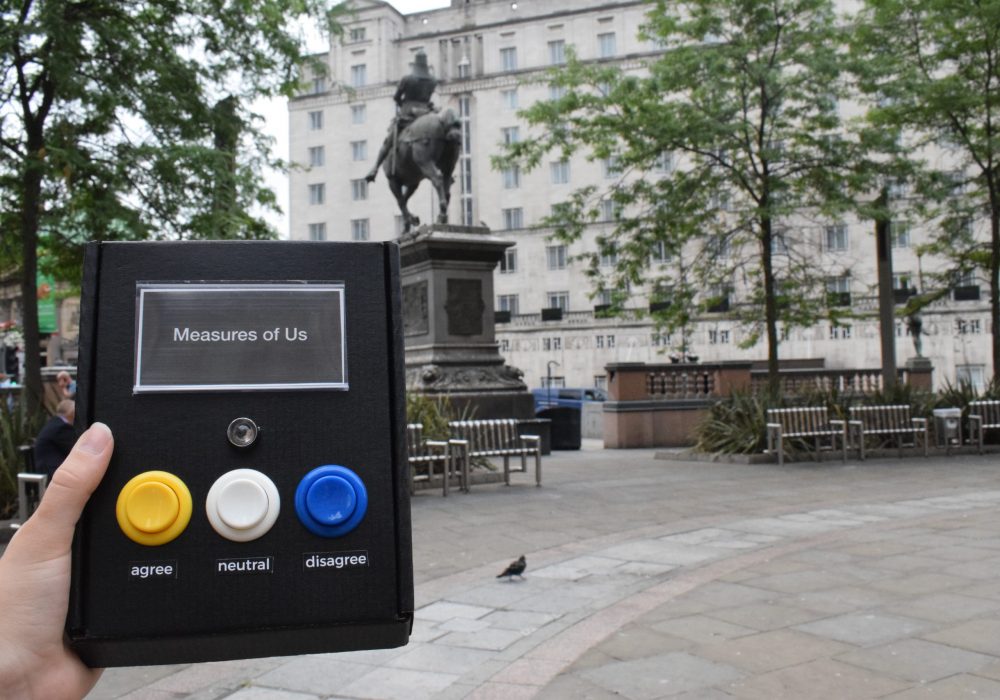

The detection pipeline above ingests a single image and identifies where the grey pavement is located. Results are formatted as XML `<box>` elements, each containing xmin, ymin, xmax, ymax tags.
<box><xmin>87</xmin><ymin>442</ymin><xmax>1000</xmax><ymax>699</ymax></box>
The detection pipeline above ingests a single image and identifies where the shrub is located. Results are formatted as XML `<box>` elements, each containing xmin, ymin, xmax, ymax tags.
<box><xmin>694</xmin><ymin>391</ymin><xmax>783</xmax><ymax>455</ymax></box>
<box><xmin>0</xmin><ymin>397</ymin><xmax>44</xmax><ymax>518</ymax></box>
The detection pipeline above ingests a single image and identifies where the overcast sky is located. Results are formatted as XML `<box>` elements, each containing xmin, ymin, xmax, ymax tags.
<box><xmin>258</xmin><ymin>0</ymin><xmax>450</xmax><ymax>237</ymax></box>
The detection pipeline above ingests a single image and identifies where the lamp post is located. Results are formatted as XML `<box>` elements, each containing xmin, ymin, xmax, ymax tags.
<box><xmin>546</xmin><ymin>360</ymin><xmax>560</xmax><ymax>408</ymax></box>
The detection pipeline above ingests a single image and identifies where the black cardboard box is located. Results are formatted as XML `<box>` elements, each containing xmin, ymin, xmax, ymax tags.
<box><xmin>68</xmin><ymin>240</ymin><xmax>412</xmax><ymax>667</ymax></box>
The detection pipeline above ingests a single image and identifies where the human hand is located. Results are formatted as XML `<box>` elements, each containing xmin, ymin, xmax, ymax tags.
<box><xmin>0</xmin><ymin>422</ymin><xmax>113</xmax><ymax>700</ymax></box>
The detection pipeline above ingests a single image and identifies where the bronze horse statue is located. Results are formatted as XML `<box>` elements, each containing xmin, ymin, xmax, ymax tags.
<box><xmin>381</xmin><ymin>109</ymin><xmax>462</xmax><ymax>234</ymax></box>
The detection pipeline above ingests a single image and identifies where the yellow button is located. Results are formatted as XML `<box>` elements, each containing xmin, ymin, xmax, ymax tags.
<box><xmin>126</xmin><ymin>482</ymin><xmax>180</xmax><ymax>533</ymax></box>
<box><xmin>116</xmin><ymin>471</ymin><xmax>192</xmax><ymax>546</ymax></box>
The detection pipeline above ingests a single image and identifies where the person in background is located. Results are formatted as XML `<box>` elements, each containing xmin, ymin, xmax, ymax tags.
<box><xmin>56</xmin><ymin>370</ymin><xmax>75</xmax><ymax>400</ymax></box>
<box><xmin>34</xmin><ymin>400</ymin><xmax>76</xmax><ymax>479</ymax></box>
<box><xmin>0</xmin><ymin>422</ymin><xmax>112</xmax><ymax>699</ymax></box>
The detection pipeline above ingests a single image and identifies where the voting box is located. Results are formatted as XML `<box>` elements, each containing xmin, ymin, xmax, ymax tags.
<box><xmin>67</xmin><ymin>240</ymin><xmax>413</xmax><ymax>667</ymax></box>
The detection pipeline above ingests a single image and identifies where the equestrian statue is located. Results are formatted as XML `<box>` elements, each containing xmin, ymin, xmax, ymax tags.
<box><xmin>366</xmin><ymin>52</ymin><xmax>461</xmax><ymax>234</ymax></box>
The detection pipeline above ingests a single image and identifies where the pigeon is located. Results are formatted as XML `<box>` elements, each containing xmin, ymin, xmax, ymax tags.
<box><xmin>496</xmin><ymin>555</ymin><xmax>526</xmax><ymax>581</ymax></box>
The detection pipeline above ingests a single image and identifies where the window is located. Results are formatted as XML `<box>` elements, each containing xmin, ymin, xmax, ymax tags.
<box><xmin>548</xmin><ymin>40</ymin><xmax>566</xmax><ymax>65</ymax></box>
<box><xmin>655</xmin><ymin>150</ymin><xmax>673</xmax><ymax>172</ymax></box>
<box><xmin>350</xmin><ymin>27</ymin><xmax>366</xmax><ymax>42</ymax></box>
<box><xmin>599</xmin><ymin>244</ymin><xmax>618</xmax><ymax>267</ymax></box>
<box><xmin>498</xmin><ymin>294</ymin><xmax>519</xmax><ymax>314</ymax></box>
<box><xmin>598</xmin><ymin>32</ymin><xmax>617</xmax><ymax>58</ymax></box>
<box><xmin>307</xmin><ymin>223</ymin><xmax>326</xmax><ymax>241</ymax></box>
<box><xmin>501</xmin><ymin>127</ymin><xmax>520</xmax><ymax>145</ymax></box>
<box><xmin>890</xmin><ymin>221</ymin><xmax>910</xmax><ymax>248</ymax></box>
<box><xmin>825</xmin><ymin>224</ymin><xmax>848</xmax><ymax>252</ymax></box>
<box><xmin>308</xmin><ymin>110</ymin><xmax>324</xmax><ymax>130</ymax></box>
<box><xmin>708</xmin><ymin>329</ymin><xmax>731</xmax><ymax>344</ymax></box>
<box><xmin>651</xmin><ymin>241</ymin><xmax>669</xmax><ymax>262</ymax></box>
<box><xmin>502</xmin><ymin>207</ymin><xmax>523</xmax><ymax>230</ymax></box>
<box><xmin>596</xmin><ymin>289</ymin><xmax>613</xmax><ymax>306</ymax></box>
<box><xmin>550</xmin><ymin>160</ymin><xmax>570</xmax><ymax>184</ymax></box>
<box><xmin>502</xmin><ymin>166</ymin><xmax>520</xmax><ymax>189</ymax></box>
<box><xmin>351</xmin><ymin>219</ymin><xmax>369</xmax><ymax>241</ymax></box>
<box><xmin>351</xmin><ymin>104</ymin><xmax>366</xmax><ymax>124</ymax></box>
<box><xmin>351</xmin><ymin>140</ymin><xmax>367</xmax><ymax>161</ymax></box>
<box><xmin>826</xmin><ymin>275</ymin><xmax>851</xmax><ymax>306</ymax></box>
<box><xmin>351</xmin><ymin>179</ymin><xmax>368</xmax><ymax>201</ymax></box>
<box><xmin>458</xmin><ymin>60</ymin><xmax>471</xmax><ymax>78</ymax></box>
<box><xmin>594</xmin><ymin>375</ymin><xmax>607</xmax><ymax>390</ymax></box>
<box><xmin>956</xmin><ymin>365</ymin><xmax>986</xmax><ymax>391</ymax></box>
<box><xmin>350</xmin><ymin>64</ymin><xmax>367</xmax><ymax>88</ymax></box>
<box><xmin>541</xmin><ymin>375</ymin><xmax>566</xmax><ymax>388</ymax></box>
<box><xmin>829</xmin><ymin>324</ymin><xmax>853</xmax><ymax>340</ymax></box>
<box><xmin>771</xmin><ymin>229</ymin><xmax>789</xmax><ymax>255</ymax></box>
<box><xmin>595</xmin><ymin>335</ymin><xmax>604</xmax><ymax>348</ymax></box>
<box><xmin>308</xmin><ymin>146</ymin><xmax>325</xmax><ymax>167</ymax></box>
<box><xmin>606</xmin><ymin>334</ymin><xmax>616</xmax><ymax>348</ymax></box>
<box><xmin>546</xmin><ymin>245</ymin><xmax>567</xmax><ymax>270</ymax></box>
<box><xmin>707</xmin><ymin>234</ymin><xmax>730</xmax><ymax>258</ymax></box>
<box><xmin>501</xmin><ymin>88</ymin><xmax>518</xmax><ymax>111</ymax></box>
<box><xmin>499</xmin><ymin>338</ymin><xmax>510</xmax><ymax>352</ymax></box>
<box><xmin>603</xmin><ymin>155</ymin><xmax>621</xmax><ymax>179</ymax></box>
<box><xmin>311</xmin><ymin>77</ymin><xmax>326</xmax><ymax>94</ymax></box>
<box><xmin>956</xmin><ymin>318</ymin><xmax>983</xmax><ymax>335</ymax></box>
<box><xmin>548</xmin><ymin>291</ymin><xmax>569</xmax><ymax>311</ymax></box>
<box><xmin>893</xmin><ymin>272</ymin><xmax>912</xmax><ymax>290</ymax></box>
<box><xmin>549</xmin><ymin>84</ymin><xmax>567</xmax><ymax>101</ymax></box>
<box><xmin>500</xmin><ymin>47</ymin><xmax>517</xmax><ymax>71</ymax></box>
<box><xmin>600</xmin><ymin>199</ymin><xmax>620</xmax><ymax>222</ymax></box>
<box><xmin>501</xmin><ymin>247</ymin><xmax>517</xmax><ymax>273</ymax></box>
<box><xmin>308</xmin><ymin>183</ymin><xmax>325</xmax><ymax>205</ymax></box>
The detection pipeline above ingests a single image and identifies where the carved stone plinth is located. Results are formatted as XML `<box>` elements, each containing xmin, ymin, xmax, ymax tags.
<box><xmin>399</xmin><ymin>223</ymin><xmax>534</xmax><ymax>419</ymax></box>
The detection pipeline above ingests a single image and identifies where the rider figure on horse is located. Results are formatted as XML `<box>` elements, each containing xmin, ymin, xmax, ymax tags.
<box><xmin>365</xmin><ymin>51</ymin><xmax>439</xmax><ymax>183</ymax></box>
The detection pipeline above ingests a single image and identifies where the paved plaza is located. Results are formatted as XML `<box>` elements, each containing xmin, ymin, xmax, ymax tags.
<box><xmin>87</xmin><ymin>443</ymin><xmax>1000</xmax><ymax>699</ymax></box>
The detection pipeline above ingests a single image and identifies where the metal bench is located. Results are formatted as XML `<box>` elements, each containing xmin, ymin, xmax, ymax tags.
<box><xmin>848</xmin><ymin>404</ymin><xmax>928</xmax><ymax>460</ymax></box>
<box><xmin>405</xmin><ymin>423</ymin><xmax>459</xmax><ymax>496</ymax></box>
<box><xmin>766</xmin><ymin>407</ymin><xmax>847</xmax><ymax>466</ymax></box>
<box><xmin>969</xmin><ymin>400</ymin><xmax>1000</xmax><ymax>454</ymax></box>
<box><xmin>448</xmin><ymin>419</ymin><xmax>542</xmax><ymax>487</ymax></box>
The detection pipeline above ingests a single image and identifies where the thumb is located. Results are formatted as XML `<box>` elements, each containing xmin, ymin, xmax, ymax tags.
<box><xmin>10</xmin><ymin>423</ymin><xmax>113</xmax><ymax>557</ymax></box>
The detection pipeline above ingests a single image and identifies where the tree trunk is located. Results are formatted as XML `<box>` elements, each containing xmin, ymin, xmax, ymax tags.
<box><xmin>19</xmin><ymin>147</ymin><xmax>44</xmax><ymax>418</ymax></box>
<box><xmin>991</xmin><ymin>200</ymin><xmax>1000</xmax><ymax>381</ymax></box>
<box><xmin>761</xmin><ymin>216</ymin><xmax>780</xmax><ymax>397</ymax></box>
<box><xmin>875</xmin><ymin>189</ymin><xmax>897</xmax><ymax>391</ymax></box>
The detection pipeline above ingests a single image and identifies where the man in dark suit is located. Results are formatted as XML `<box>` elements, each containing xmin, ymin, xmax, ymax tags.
<box><xmin>34</xmin><ymin>400</ymin><xmax>76</xmax><ymax>479</ymax></box>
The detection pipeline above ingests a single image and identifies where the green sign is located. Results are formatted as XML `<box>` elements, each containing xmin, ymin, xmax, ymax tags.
<box><xmin>37</xmin><ymin>274</ymin><xmax>57</xmax><ymax>334</ymax></box>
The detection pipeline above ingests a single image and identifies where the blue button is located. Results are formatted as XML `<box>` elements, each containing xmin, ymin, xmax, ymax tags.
<box><xmin>295</xmin><ymin>465</ymin><xmax>368</xmax><ymax>538</ymax></box>
<box><xmin>305</xmin><ymin>476</ymin><xmax>356</xmax><ymax>525</ymax></box>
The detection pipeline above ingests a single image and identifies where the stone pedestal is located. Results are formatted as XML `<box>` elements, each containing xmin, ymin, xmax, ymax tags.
<box><xmin>399</xmin><ymin>224</ymin><xmax>534</xmax><ymax>419</ymax></box>
<box><xmin>904</xmin><ymin>356</ymin><xmax>934</xmax><ymax>390</ymax></box>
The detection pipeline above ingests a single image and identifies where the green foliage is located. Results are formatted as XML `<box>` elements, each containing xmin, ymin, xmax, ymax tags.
<box><xmin>496</xmin><ymin>0</ymin><xmax>854</xmax><ymax>385</ymax></box>
<box><xmin>851</xmin><ymin>0</ymin><xmax>1000</xmax><ymax>372</ymax></box>
<box><xmin>0</xmin><ymin>396</ymin><xmax>44</xmax><ymax>518</ymax></box>
<box><xmin>405</xmin><ymin>393</ymin><xmax>454</xmax><ymax>441</ymax></box>
<box><xmin>1</xmin><ymin>0</ymin><xmax>345</xmax><ymax>409</ymax></box>
<box><xmin>694</xmin><ymin>391</ymin><xmax>783</xmax><ymax>455</ymax></box>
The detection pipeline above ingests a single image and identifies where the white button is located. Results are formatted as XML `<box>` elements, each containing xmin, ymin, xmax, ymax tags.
<box><xmin>206</xmin><ymin>469</ymin><xmax>280</xmax><ymax>542</ymax></box>
<box><xmin>217</xmin><ymin>478</ymin><xmax>268</xmax><ymax>530</ymax></box>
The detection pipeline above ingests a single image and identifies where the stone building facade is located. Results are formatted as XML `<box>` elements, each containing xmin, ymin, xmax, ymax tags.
<box><xmin>288</xmin><ymin>0</ymin><xmax>993</xmax><ymax>392</ymax></box>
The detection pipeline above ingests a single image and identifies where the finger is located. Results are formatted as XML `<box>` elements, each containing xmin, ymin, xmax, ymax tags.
<box><xmin>13</xmin><ymin>423</ymin><xmax>114</xmax><ymax>553</ymax></box>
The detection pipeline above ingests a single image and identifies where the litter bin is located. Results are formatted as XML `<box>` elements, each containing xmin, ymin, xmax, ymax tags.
<box><xmin>537</xmin><ymin>407</ymin><xmax>581</xmax><ymax>450</ymax></box>
<box><xmin>933</xmin><ymin>408</ymin><xmax>962</xmax><ymax>448</ymax></box>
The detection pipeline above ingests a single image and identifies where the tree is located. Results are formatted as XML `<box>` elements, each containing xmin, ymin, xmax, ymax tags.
<box><xmin>852</xmin><ymin>0</ymin><xmax>1000</xmax><ymax>380</ymax></box>
<box><xmin>496</xmin><ymin>0</ymin><xmax>853</xmax><ymax>393</ymax></box>
<box><xmin>1</xmin><ymin>0</ymin><xmax>340</xmax><ymax>415</ymax></box>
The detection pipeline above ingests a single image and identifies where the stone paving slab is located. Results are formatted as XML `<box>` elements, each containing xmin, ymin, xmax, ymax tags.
<box><xmin>87</xmin><ymin>449</ymin><xmax>1000</xmax><ymax>699</ymax></box>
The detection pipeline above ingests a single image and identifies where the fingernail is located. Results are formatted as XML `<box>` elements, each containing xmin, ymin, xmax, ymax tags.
<box><xmin>78</xmin><ymin>422</ymin><xmax>112</xmax><ymax>455</ymax></box>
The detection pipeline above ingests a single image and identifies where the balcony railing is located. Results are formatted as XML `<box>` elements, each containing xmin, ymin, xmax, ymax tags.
<box><xmin>646</xmin><ymin>367</ymin><xmax>716</xmax><ymax>399</ymax></box>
